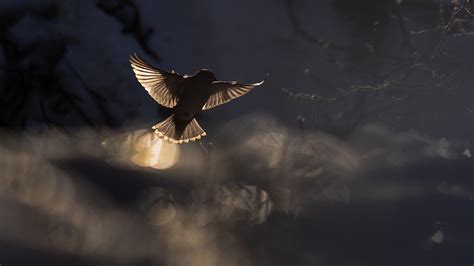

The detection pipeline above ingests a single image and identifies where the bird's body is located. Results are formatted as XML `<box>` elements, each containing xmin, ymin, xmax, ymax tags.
<box><xmin>130</xmin><ymin>54</ymin><xmax>265</xmax><ymax>143</ymax></box>
<box><xmin>173</xmin><ymin>70</ymin><xmax>214</xmax><ymax>120</ymax></box>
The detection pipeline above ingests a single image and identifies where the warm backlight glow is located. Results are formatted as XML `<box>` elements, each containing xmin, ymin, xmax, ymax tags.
<box><xmin>131</xmin><ymin>132</ymin><xmax>180</xmax><ymax>170</ymax></box>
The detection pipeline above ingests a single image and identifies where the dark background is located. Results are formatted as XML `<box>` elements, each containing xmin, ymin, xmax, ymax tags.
<box><xmin>1</xmin><ymin>0</ymin><xmax>474</xmax><ymax>265</ymax></box>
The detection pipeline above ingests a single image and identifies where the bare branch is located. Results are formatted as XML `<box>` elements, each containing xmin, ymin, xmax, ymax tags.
<box><xmin>431</xmin><ymin>0</ymin><xmax>471</xmax><ymax>60</ymax></box>
<box><xmin>285</xmin><ymin>0</ymin><xmax>344</xmax><ymax>51</ymax></box>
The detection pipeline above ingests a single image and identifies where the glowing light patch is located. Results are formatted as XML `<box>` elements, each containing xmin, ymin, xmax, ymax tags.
<box><xmin>131</xmin><ymin>133</ymin><xmax>180</xmax><ymax>169</ymax></box>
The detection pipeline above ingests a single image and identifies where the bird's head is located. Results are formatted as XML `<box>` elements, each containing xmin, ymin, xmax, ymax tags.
<box><xmin>196</xmin><ymin>69</ymin><xmax>216</xmax><ymax>82</ymax></box>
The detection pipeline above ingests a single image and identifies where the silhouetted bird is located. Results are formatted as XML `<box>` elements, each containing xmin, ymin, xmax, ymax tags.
<box><xmin>130</xmin><ymin>54</ymin><xmax>266</xmax><ymax>144</ymax></box>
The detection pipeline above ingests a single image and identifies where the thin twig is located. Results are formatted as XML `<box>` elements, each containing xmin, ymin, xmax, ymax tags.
<box><xmin>431</xmin><ymin>0</ymin><xmax>471</xmax><ymax>60</ymax></box>
<box><xmin>393</xmin><ymin>3</ymin><xmax>416</xmax><ymax>53</ymax></box>
<box><xmin>285</xmin><ymin>0</ymin><xmax>344</xmax><ymax>51</ymax></box>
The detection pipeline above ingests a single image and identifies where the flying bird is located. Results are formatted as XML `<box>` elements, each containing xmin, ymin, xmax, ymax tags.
<box><xmin>130</xmin><ymin>53</ymin><xmax>266</xmax><ymax>144</ymax></box>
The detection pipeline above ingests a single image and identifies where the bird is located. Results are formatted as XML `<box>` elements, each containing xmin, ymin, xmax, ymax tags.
<box><xmin>129</xmin><ymin>53</ymin><xmax>266</xmax><ymax>144</ymax></box>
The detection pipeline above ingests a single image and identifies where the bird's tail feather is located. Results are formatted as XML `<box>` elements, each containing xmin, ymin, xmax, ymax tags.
<box><xmin>152</xmin><ymin>114</ymin><xmax>206</xmax><ymax>144</ymax></box>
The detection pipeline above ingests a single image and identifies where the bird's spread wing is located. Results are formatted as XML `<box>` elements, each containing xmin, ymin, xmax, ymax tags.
<box><xmin>130</xmin><ymin>53</ymin><xmax>185</xmax><ymax>108</ymax></box>
<box><xmin>202</xmin><ymin>77</ymin><xmax>266</xmax><ymax>110</ymax></box>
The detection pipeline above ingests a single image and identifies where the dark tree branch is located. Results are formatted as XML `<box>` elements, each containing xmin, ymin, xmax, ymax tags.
<box><xmin>432</xmin><ymin>0</ymin><xmax>472</xmax><ymax>60</ymax></box>
<box><xmin>392</xmin><ymin>3</ymin><xmax>416</xmax><ymax>53</ymax></box>
<box><xmin>285</xmin><ymin>0</ymin><xmax>344</xmax><ymax>51</ymax></box>
<box><xmin>97</xmin><ymin>0</ymin><xmax>161</xmax><ymax>61</ymax></box>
